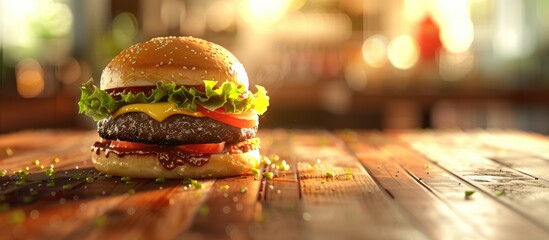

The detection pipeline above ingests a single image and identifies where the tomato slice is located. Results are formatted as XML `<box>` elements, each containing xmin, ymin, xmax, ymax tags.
<box><xmin>176</xmin><ymin>142</ymin><xmax>225</xmax><ymax>154</ymax></box>
<box><xmin>106</xmin><ymin>139</ymin><xmax>225</xmax><ymax>154</ymax></box>
<box><xmin>197</xmin><ymin>106</ymin><xmax>258</xmax><ymax>128</ymax></box>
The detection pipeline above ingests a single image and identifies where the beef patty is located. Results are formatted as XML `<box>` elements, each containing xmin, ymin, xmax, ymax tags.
<box><xmin>97</xmin><ymin>112</ymin><xmax>257</xmax><ymax>145</ymax></box>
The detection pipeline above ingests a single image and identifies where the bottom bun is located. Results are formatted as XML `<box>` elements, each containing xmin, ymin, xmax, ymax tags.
<box><xmin>92</xmin><ymin>149</ymin><xmax>260</xmax><ymax>179</ymax></box>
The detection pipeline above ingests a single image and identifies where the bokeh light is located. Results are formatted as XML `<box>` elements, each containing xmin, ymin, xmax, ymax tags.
<box><xmin>434</xmin><ymin>0</ymin><xmax>474</xmax><ymax>53</ymax></box>
<box><xmin>362</xmin><ymin>35</ymin><xmax>388</xmax><ymax>68</ymax></box>
<box><xmin>16</xmin><ymin>59</ymin><xmax>44</xmax><ymax>98</ymax></box>
<box><xmin>112</xmin><ymin>12</ymin><xmax>139</xmax><ymax>49</ymax></box>
<box><xmin>1</xmin><ymin>0</ymin><xmax>73</xmax><ymax>61</ymax></box>
<box><xmin>387</xmin><ymin>35</ymin><xmax>419</xmax><ymax>70</ymax></box>
<box><xmin>344</xmin><ymin>63</ymin><xmax>368</xmax><ymax>91</ymax></box>
<box><xmin>240</xmin><ymin>0</ymin><xmax>288</xmax><ymax>24</ymax></box>
<box><xmin>206</xmin><ymin>0</ymin><xmax>235</xmax><ymax>32</ymax></box>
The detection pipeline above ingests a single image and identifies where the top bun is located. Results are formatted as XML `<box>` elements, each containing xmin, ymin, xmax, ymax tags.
<box><xmin>100</xmin><ymin>36</ymin><xmax>249</xmax><ymax>90</ymax></box>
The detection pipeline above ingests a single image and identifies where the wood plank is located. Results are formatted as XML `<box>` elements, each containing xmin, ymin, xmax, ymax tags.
<box><xmin>2</xmin><ymin>129</ymin><xmax>549</xmax><ymax>239</ymax></box>
<box><xmin>278</xmin><ymin>130</ymin><xmax>427</xmax><ymax>240</ymax></box>
<box><xmin>67</xmin><ymin>179</ymin><xmax>214</xmax><ymax>240</ymax></box>
<box><xmin>337</xmin><ymin>130</ymin><xmax>480</xmax><ymax>239</ymax></box>
<box><xmin>393</xmin><ymin>130</ymin><xmax>549</xmax><ymax>238</ymax></box>
<box><xmin>248</xmin><ymin>129</ymin><xmax>302</xmax><ymax>240</ymax></box>
<box><xmin>176</xmin><ymin>176</ymin><xmax>260</xmax><ymax>240</ymax></box>
<box><xmin>0</xmin><ymin>130</ymin><xmax>214</xmax><ymax>239</ymax></box>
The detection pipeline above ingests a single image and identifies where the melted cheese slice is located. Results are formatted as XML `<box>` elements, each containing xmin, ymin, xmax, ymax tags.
<box><xmin>112</xmin><ymin>102</ymin><xmax>204</xmax><ymax>122</ymax></box>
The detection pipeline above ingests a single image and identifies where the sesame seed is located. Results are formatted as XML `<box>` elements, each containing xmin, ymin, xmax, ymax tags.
<box><xmin>192</xmin><ymin>67</ymin><xmax>196</xmax><ymax>70</ymax></box>
<box><xmin>183</xmin><ymin>66</ymin><xmax>188</xmax><ymax>69</ymax></box>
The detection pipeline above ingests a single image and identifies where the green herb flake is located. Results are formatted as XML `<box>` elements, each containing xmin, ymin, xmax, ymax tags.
<box><xmin>29</xmin><ymin>189</ymin><xmax>38</xmax><ymax>196</ymax></box>
<box><xmin>32</xmin><ymin>160</ymin><xmax>40</xmax><ymax>166</ymax></box>
<box><xmin>15</xmin><ymin>170</ymin><xmax>28</xmax><ymax>180</ymax></box>
<box><xmin>155</xmin><ymin>177</ymin><xmax>166</xmax><ymax>183</ymax></box>
<box><xmin>0</xmin><ymin>203</ymin><xmax>9</xmax><ymax>212</ymax></box>
<box><xmin>286</xmin><ymin>204</ymin><xmax>296</xmax><ymax>212</ymax></box>
<box><xmin>53</xmin><ymin>157</ymin><xmax>60</xmax><ymax>163</ymax></box>
<box><xmin>39</xmin><ymin>165</ymin><xmax>45</xmax><ymax>170</ymax></box>
<box><xmin>46</xmin><ymin>167</ymin><xmax>56</xmax><ymax>180</ymax></box>
<box><xmin>5</xmin><ymin>147</ymin><xmax>13</xmax><ymax>156</ymax></box>
<box><xmin>86</xmin><ymin>176</ymin><xmax>95</xmax><ymax>184</ymax></box>
<box><xmin>269</xmin><ymin>154</ymin><xmax>280</xmax><ymax>162</ymax></box>
<box><xmin>62</xmin><ymin>184</ymin><xmax>73</xmax><ymax>190</ymax></box>
<box><xmin>15</xmin><ymin>180</ymin><xmax>26</xmax><ymax>186</ymax></box>
<box><xmin>496</xmin><ymin>190</ymin><xmax>506</xmax><ymax>197</ymax></box>
<box><xmin>47</xmin><ymin>181</ymin><xmax>56</xmax><ymax>187</ymax></box>
<box><xmin>465</xmin><ymin>190</ymin><xmax>476</xmax><ymax>197</ymax></box>
<box><xmin>240</xmin><ymin>187</ymin><xmax>248</xmax><ymax>193</ymax></box>
<box><xmin>22</xmin><ymin>196</ymin><xmax>33</xmax><ymax>203</ymax></box>
<box><xmin>320</xmin><ymin>179</ymin><xmax>327</xmax><ymax>184</ymax></box>
<box><xmin>10</xmin><ymin>209</ymin><xmax>25</xmax><ymax>224</ymax></box>
<box><xmin>104</xmin><ymin>174</ymin><xmax>112</xmax><ymax>178</ymax></box>
<box><xmin>73</xmin><ymin>173</ymin><xmax>82</xmax><ymax>180</ymax></box>
<box><xmin>277</xmin><ymin>160</ymin><xmax>290</xmax><ymax>171</ymax></box>
<box><xmin>93</xmin><ymin>215</ymin><xmax>108</xmax><ymax>228</ymax></box>
<box><xmin>326</xmin><ymin>171</ymin><xmax>335</xmax><ymax>178</ymax></box>
<box><xmin>198</xmin><ymin>205</ymin><xmax>209</xmax><ymax>216</ymax></box>
<box><xmin>251</xmin><ymin>168</ymin><xmax>261</xmax><ymax>176</ymax></box>
<box><xmin>0</xmin><ymin>170</ymin><xmax>6</xmax><ymax>177</ymax></box>
<box><xmin>263</xmin><ymin>172</ymin><xmax>274</xmax><ymax>180</ymax></box>
<box><xmin>219</xmin><ymin>184</ymin><xmax>230</xmax><ymax>191</ymax></box>
<box><xmin>192</xmin><ymin>181</ymin><xmax>204</xmax><ymax>189</ymax></box>
<box><xmin>24</xmin><ymin>166</ymin><xmax>30</xmax><ymax>172</ymax></box>
<box><xmin>121</xmin><ymin>176</ymin><xmax>132</xmax><ymax>184</ymax></box>
<box><xmin>262</xmin><ymin>156</ymin><xmax>272</xmax><ymax>165</ymax></box>
<box><xmin>183</xmin><ymin>178</ymin><xmax>203</xmax><ymax>189</ymax></box>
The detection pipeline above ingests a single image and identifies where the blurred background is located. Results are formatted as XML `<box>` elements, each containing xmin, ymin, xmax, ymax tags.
<box><xmin>1</xmin><ymin>0</ymin><xmax>549</xmax><ymax>133</ymax></box>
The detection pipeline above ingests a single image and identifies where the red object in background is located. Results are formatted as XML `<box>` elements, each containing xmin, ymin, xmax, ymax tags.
<box><xmin>417</xmin><ymin>16</ymin><xmax>442</xmax><ymax>61</ymax></box>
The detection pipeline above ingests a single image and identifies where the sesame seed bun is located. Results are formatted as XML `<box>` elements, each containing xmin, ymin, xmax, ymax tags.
<box><xmin>100</xmin><ymin>36</ymin><xmax>249</xmax><ymax>90</ymax></box>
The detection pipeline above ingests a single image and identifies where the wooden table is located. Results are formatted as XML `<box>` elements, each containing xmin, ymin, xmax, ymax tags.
<box><xmin>1</xmin><ymin>129</ymin><xmax>549</xmax><ymax>239</ymax></box>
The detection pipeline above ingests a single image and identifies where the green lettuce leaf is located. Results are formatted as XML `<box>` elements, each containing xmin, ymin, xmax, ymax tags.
<box><xmin>78</xmin><ymin>79</ymin><xmax>270</xmax><ymax>121</ymax></box>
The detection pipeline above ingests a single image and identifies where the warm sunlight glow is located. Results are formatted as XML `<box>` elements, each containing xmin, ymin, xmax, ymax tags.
<box><xmin>435</xmin><ymin>0</ymin><xmax>474</xmax><ymax>53</ymax></box>
<box><xmin>240</xmin><ymin>0</ymin><xmax>288</xmax><ymax>24</ymax></box>
<box><xmin>387</xmin><ymin>35</ymin><xmax>419</xmax><ymax>70</ymax></box>
<box><xmin>362</xmin><ymin>35</ymin><xmax>388</xmax><ymax>68</ymax></box>
<box><xmin>206</xmin><ymin>0</ymin><xmax>235</xmax><ymax>32</ymax></box>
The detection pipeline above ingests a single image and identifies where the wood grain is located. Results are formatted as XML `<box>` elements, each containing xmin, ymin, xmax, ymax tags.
<box><xmin>1</xmin><ymin>129</ymin><xmax>549</xmax><ymax>239</ymax></box>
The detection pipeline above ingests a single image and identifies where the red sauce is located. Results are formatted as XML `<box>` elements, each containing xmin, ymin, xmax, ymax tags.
<box><xmin>92</xmin><ymin>139</ymin><xmax>259</xmax><ymax>170</ymax></box>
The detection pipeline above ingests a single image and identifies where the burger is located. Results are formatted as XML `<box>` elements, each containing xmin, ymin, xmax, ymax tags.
<box><xmin>78</xmin><ymin>36</ymin><xmax>269</xmax><ymax>178</ymax></box>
